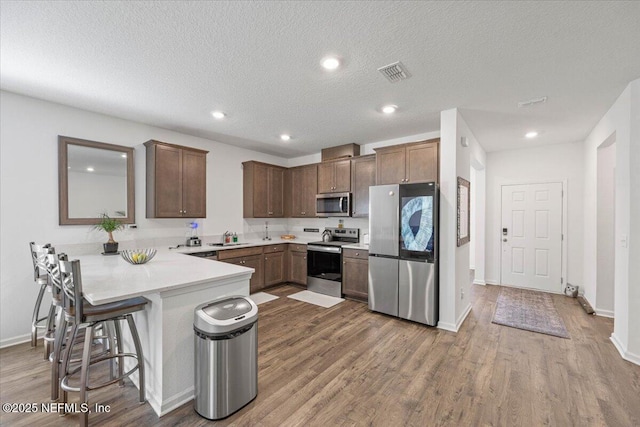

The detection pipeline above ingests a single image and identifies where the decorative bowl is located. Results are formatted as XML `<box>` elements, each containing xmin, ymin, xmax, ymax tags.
<box><xmin>121</xmin><ymin>248</ymin><xmax>157</xmax><ymax>265</ymax></box>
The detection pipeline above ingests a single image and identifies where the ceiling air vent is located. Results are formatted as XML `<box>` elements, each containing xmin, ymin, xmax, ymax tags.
<box><xmin>378</xmin><ymin>61</ymin><xmax>410</xmax><ymax>83</ymax></box>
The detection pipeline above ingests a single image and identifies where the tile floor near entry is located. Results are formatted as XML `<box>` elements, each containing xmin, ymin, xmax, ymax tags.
<box><xmin>1</xmin><ymin>284</ymin><xmax>639</xmax><ymax>426</ymax></box>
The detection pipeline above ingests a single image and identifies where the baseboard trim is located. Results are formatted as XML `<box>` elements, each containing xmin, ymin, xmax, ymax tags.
<box><xmin>437</xmin><ymin>304</ymin><xmax>472</xmax><ymax>333</ymax></box>
<box><xmin>437</xmin><ymin>321</ymin><xmax>458</xmax><ymax>332</ymax></box>
<box><xmin>0</xmin><ymin>332</ymin><xmax>43</xmax><ymax>349</ymax></box>
<box><xmin>158</xmin><ymin>386</ymin><xmax>195</xmax><ymax>417</ymax></box>
<box><xmin>486</xmin><ymin>280</ymin><xmax>498</xmax><ymax>285</ymax></box>
<box><xmin>610</xmin><ymin>333</ymin><xmax>640</xmax><ymax>366</ymax></box>
<box><xmin>456</xmin><ymin>303</ymin><xmax>472</xmax><ymax>330</ymax></box>
<box><xmin>595</xmin><ymin>308</ymin><xmax>614</xmax><ymax>318</ymax></box>
<box><xmin>473</xmin><ymin>279</ymin><xmax>486</xmax><ymax>286</ymax></box>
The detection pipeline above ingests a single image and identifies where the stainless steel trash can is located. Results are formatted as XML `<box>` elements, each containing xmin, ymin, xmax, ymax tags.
<box><xmin>194</xmin><ymin>296</ymin><xmax>258</xmax><ymax>420</ymax></box>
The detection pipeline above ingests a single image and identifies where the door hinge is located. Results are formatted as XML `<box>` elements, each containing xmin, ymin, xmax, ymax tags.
<box><xmin>561</xmin><ymin>277</ymin><xmax>564</xmax><ymax>284</ymax></box>
<box><xmin>561</xmin><ymin>234</ymin><xmax>564</xmax><ymax>241</ymax></box>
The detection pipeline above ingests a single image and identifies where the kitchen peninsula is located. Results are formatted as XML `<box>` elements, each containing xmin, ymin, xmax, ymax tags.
<box><xmin>72</xmin><ymin>249</ymin><xmax>254</xmax><ymax>416</ymax></box>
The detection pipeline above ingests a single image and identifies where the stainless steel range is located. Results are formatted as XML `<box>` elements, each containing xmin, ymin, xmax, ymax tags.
<box><xmin>307</xmin><ymin>227</ymin><xmax>359</xmax><ymax>298</ymax></box>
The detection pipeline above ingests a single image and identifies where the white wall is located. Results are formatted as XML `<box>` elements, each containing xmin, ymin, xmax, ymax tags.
<box><xmin>0</xmin><ymin>90</ymin><xmax>287</xmax><ymax>346</ymax></box>
<box><xmin>583</xmin><ymin>79</ymin><xmax>640</xmax><ymax>364</ymax></box>
<box><xmin>439</xmin><ymin>108</ymin><xmax>486</xmax><ymax>332</ymax></box>
<box><xmin>584</xmin><ymin>79</ymin><xmax>639</xmax><ymax>365</ymax></box>
<box><xmin>596</xmin><ymin>141</ymin><xmax>616</xmax><ymax>316</ymax></box>
<box><xmin>628</xmin><ymin>79</ymin><xmax>640</xmax><ymax>363</ymax></box>
<box><xmin>485</xmin><ymin>142</ymin><xmax>584</xmax><ymax>288</ymax></box>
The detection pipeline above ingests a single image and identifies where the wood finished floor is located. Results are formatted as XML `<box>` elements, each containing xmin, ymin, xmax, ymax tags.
<box><xmin>1</xmin><ymin>284</ymin><xmax>639</xmax><ymax>426</ymax></box>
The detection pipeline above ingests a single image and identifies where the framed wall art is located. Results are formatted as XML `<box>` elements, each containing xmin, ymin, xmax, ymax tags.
<box><xmin>457</xmin><ymin>177</ymin><xmax>470</xmax><ymax>247</ymax></box>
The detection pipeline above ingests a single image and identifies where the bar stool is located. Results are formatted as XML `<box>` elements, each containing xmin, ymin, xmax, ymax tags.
<box><xmin>29</xmin><ymin>242</ymin><xmax>55</xmax><ymax>358</ymax></box>
<box><xmin>54</xmin><ymin>256</ymin><xmax>148</xmax><ymax>426</ymax></box>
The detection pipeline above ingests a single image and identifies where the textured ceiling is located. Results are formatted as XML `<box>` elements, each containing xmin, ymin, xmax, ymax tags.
<box><xmin>1</xmin><ymin>1</ymin><xmax>639</xmax><ymax>157</ymax></box>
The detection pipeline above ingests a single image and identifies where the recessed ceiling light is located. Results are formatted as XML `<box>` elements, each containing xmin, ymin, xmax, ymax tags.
<box><xmin>211</xmin><ymin>111</ymin><xmax>226</xmax><ymax>119</ymax></box>
<box><xmin>382</xmin><ymin>104</ymin><xmax>398</xmax><ymax>114</ymax></box>
<box><xmin>121</xmin><ymin>153</ymin><xmax>127</xmax><ymax>158</ymax></box>
<box><xmin>280</xmin><ymin>134</ymin><xmax>291</xmax><ymax>141</ymax></box>
<box><xmin>86</xmin><ymin>167</ymin><xmax>95</xmax><ymax>172</ymax></box>
<box><xmin>525</xmin><ymin>131</ymin><xmax>539</xmax><ymax>139</ymax></box>
<box><xmin>321</xmin><ymin>57</ymin><xmax>340</xmax><ymax>70</ymax></box>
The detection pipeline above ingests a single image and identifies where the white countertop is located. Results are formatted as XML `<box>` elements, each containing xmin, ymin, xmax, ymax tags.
<box><xmin>174</xmin><ymin>237</ymin><xmax>314</xmax><ymax>255</ymax></box>
<box><xmin>74</xmin><ymin>249</ymin><xmax>253</xmax><ymax>305</ymax></box>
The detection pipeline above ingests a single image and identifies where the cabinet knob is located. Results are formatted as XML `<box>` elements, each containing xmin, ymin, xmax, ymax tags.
<box><xmin>343</xmin><ymin>262</ymin><xmax>346</xmax><ymax>264</ymax></box>
<box><xmin>355</xmin><ymin>253</ymin><xmax>359</xmax><ymax>256</ymax></box>
<box><xmin>353</xmin><ymin>211</ymin><xmax>355</xmax><ymax>215</ymax></box>
<box><xmin>303</xmin><ymin>257</ymin><xmax>306</xmax><ymax>260</ymax></box>
<box><xmin>184</xmin><ymin>210</ymin><xmax>187</xmax><ymax>214</ymax></box>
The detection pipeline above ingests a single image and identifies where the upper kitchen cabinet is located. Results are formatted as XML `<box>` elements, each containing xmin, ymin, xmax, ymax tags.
<box><xmin>243</xmin><ymin>161</ymin><xmax>285</xmax><ymax>218</ymax></box>
<box><xmin>375</xmin><ymin>139</ymin><xmax>439</xmax><ymax>185</ymax></box>
<box><xmin>317</xmin><ymin>158</ymin><xmax>351</xmax><ymax>193</ymax></box>
<box><xmin>351</xmin><ymin>155</ymin><xmax>376</xmax><ymax>217</ymax></box>
<box><xmin>144</xmin><ymin>140</ymin><xmax>208</xmax><ymax>218</ymax></box>
<box><xmin>289</xmin><ymin>163</ymin><xmax>318</xmax><ymax>217</ymax></box>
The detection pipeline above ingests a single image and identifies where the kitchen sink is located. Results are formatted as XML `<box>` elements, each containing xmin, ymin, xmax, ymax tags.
<box><xmin>208</xmin><ymin>243</ymin><xmax>245</xmax><ymax>247</ymax></box>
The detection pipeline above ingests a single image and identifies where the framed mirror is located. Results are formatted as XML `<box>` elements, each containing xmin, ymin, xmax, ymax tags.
<box><xmin>58</xmin><ymin>136</ymin><xmax>135</xmax><ymax>225</ymax></box>
<box><xmin>457</xmin><ymin>176</ymin><xmax>470</xmax><ymax>247</ymax></box>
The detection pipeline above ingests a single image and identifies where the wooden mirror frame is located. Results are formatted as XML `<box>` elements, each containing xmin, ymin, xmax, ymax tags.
<box><xmin>58</xmin><ymin>136</ymin><xmax>135</xmax><ymax>225</ymax></box>
<box><xmin>457</xmin><ymin>176</ymin><xmax>470</xmax><ymax>247</ymax></box>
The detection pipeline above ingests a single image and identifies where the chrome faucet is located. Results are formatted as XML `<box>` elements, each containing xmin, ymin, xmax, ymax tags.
<box><xmin>263</xmin><ymin>221</ymin><xmax>271</xmax><ymax>241</ymax></box>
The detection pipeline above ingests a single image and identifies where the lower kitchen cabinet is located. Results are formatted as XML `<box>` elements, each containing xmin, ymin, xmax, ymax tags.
<box><xmin>342</xmin><ymin>248</ymin><xmax>368</xmax><ymax>301</ymax></box>
<box><xmin>264</xmin><ymin>250</ymin><xmax>285</xmax><ymax>287</ymax></box>
<box><xmin>288</xmin><ymin>244</ymin><xmax>307</xmax><ymax>285</ymax></box>
<box><xmin>218</xmin><ymin>247</ymin><xmax>265</xmax><ymax>293</ymax></box>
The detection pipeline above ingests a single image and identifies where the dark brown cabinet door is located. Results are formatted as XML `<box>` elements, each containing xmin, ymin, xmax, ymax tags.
<box><xmin>333</xmin><ymin>159</ymin><xmax>351</xmax><ymax>192</ymax></box>
<box><xmin>264</xmin><ymin>251</ymin><xmax>284</xmax><ymax>287</ymax></box>
<box><xmin>290</xmin><ymin>164</ymin><xmax>317</xmax><ymax>217</ymax></box>
<box><xmin>243</xmin><ymin>254</ymin><xmax>265</xmax><ymax>293</ymax></box>
<box><xmin>289</xmin><ymin>250</ymin><xmax>307</xmax><ymax>285</ymax></box>
<box><xmin>343</xmin><ymin>256</ymin><xmax>368</xmax><ymax>301</ymax></box>
<box><xmin>243</xmin><ymin>161</ymin><xmax>285</xmax><ymax>218</ymax></box>
<box><xmin>268</xmin><ymin>166</ymin><xmax>284</xmax><ymax>217</ymax></box>
<box><xmin>406</xmin><ymin>142</ymin><xmax>438</xmax><ymax>184</ymax></box>
<box><xmin>153</xmin><ymin>144</ymin><xmax>183</xmax><ymax>217</ymax></box>
<box><xmin>351</xmin><ymin>155</ymin><xmax>376</xmax><ymax>217</ymax></box>
<box><xmin>375</xmin><ymin>139</ymin><xmax>440</xmax><ymax>185</ymax></box>
<box><xmin>182</xmin><ymin>149</ymin><xmax>207</xmax><ymax>218</ymax></box>
<box><xmin>251</xmin><ymin>163</ymin><xmax>270</xmax><ymax>217</ymax></box>
<box><xmin>145</xmin><ymin>140</ymin><xmax>208</xmax><ymax>218</ymax></box>
<box><xmin>375</xmin><ymin>146</ymin><xmax>406</xmax><ymax>185</ymax></box>
<box><xmin>318</xmin><ymin>159</ymin><xmax>351</xmax><ymax>193</ymax></box>
<box><xmin>317</xmin><ymin>162</ymin><xmax>335</xmax><ymax>194</ymax></box>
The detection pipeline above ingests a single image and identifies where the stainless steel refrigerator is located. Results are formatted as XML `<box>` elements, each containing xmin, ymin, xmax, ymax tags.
<box><xmin>368</xmin><ymin>183</ymin><xmax>438</xmax><ymax>326</ymax></box>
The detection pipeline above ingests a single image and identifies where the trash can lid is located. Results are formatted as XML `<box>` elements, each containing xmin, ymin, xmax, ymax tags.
<box><xmin>202</xmin><ymin>297</ymin><xmax>252</xmax><ymax>321</ymax></box>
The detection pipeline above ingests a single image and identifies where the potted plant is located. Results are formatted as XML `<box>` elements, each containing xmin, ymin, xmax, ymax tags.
<box><xmin>93</xmin><ymin>213</ymin><xmax>124</xmax><ymax>254</ymax></box>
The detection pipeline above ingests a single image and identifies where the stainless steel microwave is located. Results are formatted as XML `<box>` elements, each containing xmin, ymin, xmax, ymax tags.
<box><xmin>316</xmin><ymin>192</ymin><xmax>351</xmax><ymax>217</ymax></box>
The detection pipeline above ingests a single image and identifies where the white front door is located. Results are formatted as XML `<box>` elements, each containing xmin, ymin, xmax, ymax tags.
<box><xmin>501</xmin><ymin>183</ymin><xmax>563</xmax><ymax>293</ymax></box>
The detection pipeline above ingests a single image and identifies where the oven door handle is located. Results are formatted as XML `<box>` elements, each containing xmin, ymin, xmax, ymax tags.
<box><xmin>307</xmin><ymin>245</ymin><xmax>342</xmax><ymax>254</ymax></box>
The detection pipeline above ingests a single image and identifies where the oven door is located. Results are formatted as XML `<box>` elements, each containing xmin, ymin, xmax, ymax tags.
<box><xmin>307</xmin><ymin>245</ymin><xmax>342</xmax><ymax>281</ymax></box>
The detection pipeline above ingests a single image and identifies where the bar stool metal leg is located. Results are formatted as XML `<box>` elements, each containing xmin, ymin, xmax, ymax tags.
<box><xmin>79</xmin><ymin>324</ymin><xmax>94</xmax><ymax>427</ymax></box>
<box><xmin>50</xmin><ymin>313</ymin><xmax>67</xmax><ymax>401</ymax></box>
<box><xmin>126</xmin><ymin>313</ymin><xmax>146</xmax><ymax>403</ymax></box>
<box><xmin>31</xmin><ymin>281</ymin><xmax>47</xmax><ymax>347</ymax></box>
